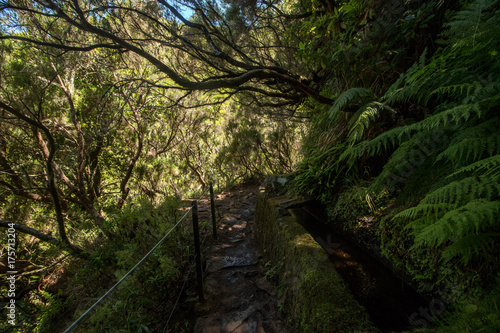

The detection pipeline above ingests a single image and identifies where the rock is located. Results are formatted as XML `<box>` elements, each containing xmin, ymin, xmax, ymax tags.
<box><xmin>255</xmin><ymin>277</ymin><xmax>276</xmax><ymax>296</ymax></box>
<box><xmin>194</xmin><ymin>183</ymin><xmax>287</xmax><ymax>333</ymax></box>
<box><xmin>221</xmin><ymin>215</ymin><xmax>239</xmax><ymax>224</ymax></box>
<box><xmin>260</xmin><ymin>174</ymin><xmax>290</xmax><ymax>197</ymax></box>
<box><xmin>243</xmin><ymin>193</ymin><xmax>254</xmax><ymax>200</ymax></box>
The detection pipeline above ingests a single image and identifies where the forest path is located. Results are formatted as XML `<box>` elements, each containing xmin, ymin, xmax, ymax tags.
<box><xmin>193</xmin><ymin>182</ymin><xmax>288</xmax><ymax>333</ymax></box>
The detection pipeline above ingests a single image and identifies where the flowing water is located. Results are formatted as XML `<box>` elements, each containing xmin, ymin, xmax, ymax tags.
<box><xmin>291</xmin><ymin>204</ymin><xmax>430</xmax><ymax>332</ymax></box>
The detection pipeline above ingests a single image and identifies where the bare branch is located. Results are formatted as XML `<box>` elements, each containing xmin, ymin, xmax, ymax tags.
<box><xmin>0</xmin><ymin>36</ymin><xmax>124</xmax><ymax>52</ymax></box>
<box><xmin>0</xmin><ymin>99</ymin><xmax>77</xmax><ymax>251</ymax></box>
<box><xmin>0</xmin><ymin>220</ymin><xmax>87</xmax><ymax>258</ymax></box>
<box><xmin>116</xmin><ymin>85</ymin><xmax>144</xmax><ymax>210</ymax></box>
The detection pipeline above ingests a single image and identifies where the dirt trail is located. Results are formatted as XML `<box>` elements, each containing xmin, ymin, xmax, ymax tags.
<box><xmin>194</xmin><ymin>182</ymin><xmax>288</xmax><ymax>333</ymax></box>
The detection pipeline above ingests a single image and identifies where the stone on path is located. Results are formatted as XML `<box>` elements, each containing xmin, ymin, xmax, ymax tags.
<box><xmin>194</xmin><ymin>184</ymin><xmax>287</xmax><ymax>333</ymax></box>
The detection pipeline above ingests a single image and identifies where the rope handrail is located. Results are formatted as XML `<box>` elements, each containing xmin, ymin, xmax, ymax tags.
<box><xmin>64</xmin><ymin>205</ymin><xmax>193</xmax><ymax>332</ymax></box>
<box><xmin>163</xmin><ymin>192</ymin><xmax>214</xmax><ymax>332</ymax></box>
<box><xmin>163</xmin><ymin>258</ymin><xmax>197</xmax><ymax>332</ymax></box>
<box><xmin>63</xmin><ymin>183</ymin><xmax>215</xmax><ymax>332</ymax></box>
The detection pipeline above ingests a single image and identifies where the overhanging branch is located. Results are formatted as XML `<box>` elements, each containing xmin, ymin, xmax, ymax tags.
<box><xmin>0</xmin><ymin>36</ymin><xmax>124</xmax><ymax>52</ymax></box>
<box><xmin>2</xmin><ymin>0</ymin><xmax>336</xmax><ymax>106</ymax></box>
<box><xmin>0</xmin><ymin>220</ymin><xmax>87</xmax><ymax>258</ymax></box>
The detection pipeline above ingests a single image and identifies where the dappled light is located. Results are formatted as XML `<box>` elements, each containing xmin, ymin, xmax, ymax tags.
<box><xmin>0</xmin><ymin>0</ymin><xmax>498</xmax><ymax>332</ymax></box>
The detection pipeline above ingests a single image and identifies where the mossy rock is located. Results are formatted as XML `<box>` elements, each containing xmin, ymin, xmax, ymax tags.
<box><xmin>255</xmin><ymin>191</ymin><xmax>376</xmax><ymax>332</ymax></box>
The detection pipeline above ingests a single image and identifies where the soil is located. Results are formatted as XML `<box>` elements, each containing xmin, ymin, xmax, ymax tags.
<box><xmin>193</xmin><ymin>182</ymin><xmax>288</xmax><ymax>333</ymax></box>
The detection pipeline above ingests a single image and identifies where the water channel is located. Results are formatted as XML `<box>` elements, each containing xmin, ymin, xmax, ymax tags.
<box><xmin>290</xmin><ymin>204</ymin><xmax>430</xmax><ymax>332</ymax></box>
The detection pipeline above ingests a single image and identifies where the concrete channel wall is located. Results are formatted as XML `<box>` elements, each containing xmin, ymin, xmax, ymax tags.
<box><xmin>255</xmin><ymin>190</ymin><xmax>376</xmax><ymax>332</ymax></box>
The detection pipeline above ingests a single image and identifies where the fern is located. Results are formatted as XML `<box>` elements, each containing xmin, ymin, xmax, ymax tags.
<box><xmin>424</xmin><ymin>175</ymin><xmax>500</xmax><ymax>206</ymax></box>
<box><xmin>429</xmin><ymin>81</ymin><xmax>483</xmax><ymax>103</ymax></box>
<box><xmin>441</xmin><ymin>0</ymin><xmax>499</xmax><ymax>42</ymax></box>
<box><xmin>346</xmin><ymin>101</ymin><xmax>395</xmax><ymax>146</ymax></box>
<box><xmin>436</xmin><ymin>134</ymin><xmax>500</xmax><ymax>166</ymax></box>
<box><xmin>396</xmin><ymin>167</ymin><xmax>499</xmax><ymax>263</ymax></box>
<box><xmin>340</xmin><ymin>125</ymin><xmax>403</xmax><ymax>163</ymax></box>
<box><xmin>400</xmin><ymin>103</ymin><xmax>483</xmax><ymax>133</ymax></box>
<box><xmin>396</xmin><ymin>175</ymin><xmax>500</xmax><ymax>221</ymax></box>
<box><xmin>412</xmin><ymin>199</ymin><xmax>500</xmax><ymax>247</ymax></box>
<box><xmin>383</xmin><ymin>0</ymin><xmax>500</xmax><ymax>107</ymax></box>
<box><xmin>328</xmin><ymin>87</ymin><xmax>373</xmax><ymax>121</ymax></box>
<box><xmin>341</xmin><ymin>102</ymin><xmax>485</xmax><ymax>168</ymax></box>
<box><xmin>442</xmin><ymin>233</ymin><xmax>496</xmax><ymax>263</ymax></box>
<box><xmin>383</xmin><ymin>51</ymin><xmax>452</xmax><ymax>105</ymax></box>
<box><xmin>366</xmin><ymin>0</ymin><xmax>500</xmax><ymax>266</ymax></box>
<box><xmin>451</xmin><ymin>154</ymin><xmax>500</xmax><ymax>178</ymax></box>
<box><xmin>396</xmin><ymin>202</ymin><xmax>454</xmax><ymax>221</ymax></box>
<box><xmin>299</xmin><ymin>0</ymin><xmax>500</xmax><ymax>268</ymax></box>
<box><xmin>373</xmin><ymin>130</ymin><xmax>445</xmax><ymax>189</ymax></box>
<box><xmin>436</xmin><ymin>118</ymin><xmax>500</xmax><ymax>166</ymax></box>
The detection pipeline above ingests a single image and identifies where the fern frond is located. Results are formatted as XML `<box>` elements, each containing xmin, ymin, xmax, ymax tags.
<box><xmin>346</xmin><ymin>102</ymin><xmax>396</xmax><ymax>146</ymax></box>
<box><xmin>429</xmin><ymin>81</ymin><xmax>482</xmax><ymax>102</ymax></box>
<box><xmin>442</xmin><ymin>232</ymin><xmax>496</xmax><ymax>263</ymax></box>
<box><xmin>342</xmin><ymin>0</ymin><xmax>500</xmax><ymax>271</ymax></box>
<box><xmin>413</xmin><ymin>199</ymin><xmax>500</xmax><ymax>247</ymax></box>
<box><xmin>345</xmin><ymin>102</ymin><xmax>482</xmax><ymax>163</ymax></box>
<box><xmin>441</xmin><ymin>0</ymin><xmax>498</xmax><ymax>42</ymax></box>
<box><xmin>436</xmin><ymin>118</ymin><xmax>500</xmax><ymax>165</ymax></box>
<box><xmin>395</xmin><ymin>202</ymin><xmax>454</xmax><ymax>221</ymax></box>
<box><xmin>450</xmin><ymin>155</ymin><xmax>500</xmax><ymax>178</ymax></box>
<box><xmin>338</xmin><ymin>124</ymin><xmax>405</xmax><ymax>166</ymax></box>
<box><xmin>383</xmin><ymin>0</ymin><xmax>500</xmax><ymax>107</ymax></box>
<box><xmin>422</xmin><ymin>175</ymin><xmax>500</xmax><ymax>207</ymax></box>
<box><xmin>371</xmin><ymin>128</ymin><xmax>450</xmax><ymax>189</ymax></box>
<box><xmin>436</xmin><ymin>134</ymin><xmax>500</xmax><ymax>165</ymax></box>
<box><xmin>402</xmin><ymin>103</ymin><xmax>482</xmax><ymax>134</ymax></box>
<box><xmin>329</xmin><ymin>88</ymin><xmax>373</xmax><ymax>120</ymax></box>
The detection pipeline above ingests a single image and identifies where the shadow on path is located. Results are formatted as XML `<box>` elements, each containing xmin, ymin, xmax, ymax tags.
<box><xmin>194</xmin><ymin>183</ymin><xmax>288</xmax><ymax>333</ymax></box>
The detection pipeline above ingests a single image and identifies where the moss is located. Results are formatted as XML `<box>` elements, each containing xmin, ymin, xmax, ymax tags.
<box><xmin>255</xmin><ymin>192</ymin><xmax>376</xmax><ymax>332</ymax></box>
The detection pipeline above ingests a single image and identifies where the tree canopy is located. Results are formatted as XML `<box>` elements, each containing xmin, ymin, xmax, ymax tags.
<box><xmin>0</xmin><ymin>0</ymin><xmax>338</xmax><ymax>112</ymax></box>
<box><xmin>1</xmin><ymin>0</ymin><xmax>499</xmax><ymax>332</ymax></box>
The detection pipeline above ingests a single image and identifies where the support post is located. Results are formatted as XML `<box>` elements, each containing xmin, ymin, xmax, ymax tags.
<box><xmin>210</xmin><ymin>182</ymin><xmax>217</xmax><ymax>239</ymax></box>
<box><xmin>192</xmin><ymin>200</ymin><xmax>205</xmax><ymax>303</ymax></box>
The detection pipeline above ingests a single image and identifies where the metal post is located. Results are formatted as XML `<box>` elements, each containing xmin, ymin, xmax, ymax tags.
<box><xmin>192</xmin><ymin>200</ymin><xmax>205</xmax><ymax>303</ymax></box>
<box><xmin>209</xmin><ymin>182</ymin><xmax>217</xmax><ymax>239</ymax></box>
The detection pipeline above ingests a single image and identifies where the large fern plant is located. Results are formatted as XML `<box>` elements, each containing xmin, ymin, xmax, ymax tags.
<box><xmin>340</xmin><ymin>0</ymin><xmax>500</xmax><ymax>265</ymax></box>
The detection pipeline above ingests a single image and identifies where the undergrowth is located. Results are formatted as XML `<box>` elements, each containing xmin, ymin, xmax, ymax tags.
<box><xmin>293</xmin><ymin>0</ymin><xmax>500</xmax><ymax>330</ymax></box>
<box><xmin>71</xmin><ymin>196</ymin><xmax>195</xmax><ymax>332</ymax></box>
<box><xmin>0</xmin><ymin>196</ymin><xmax>198</xmax><ymax>332</ymax></box>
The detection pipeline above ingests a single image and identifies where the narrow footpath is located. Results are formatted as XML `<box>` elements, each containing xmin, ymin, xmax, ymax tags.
<box><xmin>194</xmin><ymin>182</ymin><xmax>288</xmax><ymax>333</ymax></box>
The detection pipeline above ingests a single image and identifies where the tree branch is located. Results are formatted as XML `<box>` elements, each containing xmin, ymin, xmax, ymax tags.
<box><xmin>0</xmin><ymin>36</ymin><xmax>124</xmax><ymax>52</ymax></box>
<box><xmin>54</xmin><ymin>0</ymin><xmax>333</xmax><ymax>104</ymax></box>
<box><xmin>3</xmin><ymin>0</ymin><xmax>336</xmax><ymax>106</ymax></box>
<box><xmin>117</xmin><ymin>86</ymin><xmax>144</xmax><ymax>210</ymax></box>
<box><xmin>0</xmin><ymin>100</ymin><xmax>78</xmax><ymax>252</ymax></box>
<box><xmin>0</xmin><ymin>220</ymin><xmax>87</xmax><ymax>259</ymax></box>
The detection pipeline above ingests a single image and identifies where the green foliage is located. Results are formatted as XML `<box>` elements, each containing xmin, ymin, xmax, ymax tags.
<box><xmin>438</xmin><ymin>279</ymin><xmax>500</xmax><ymax>332</ymax></box>
<box><xmin>0</xmin><ymin>7</ymin><xmax>302</xmax><ymax>329</ymax></box>
<box><xmin>346</xmin><ymin>101</ymin><xmax>396</xmax><ymax>146</ymax></box>
<box><xmin>70</xmin><ymin>196</ymin><xmax>193</xmax><ymax>332</ymax></box>
<box><xmin>35</xmin><ymin>291</ymin><xmax>72</xmax><ymax>333</ymax></box>
<box><xmin>215</xmin><ymin>109</ymin><xmax>300</xmax><ymax>184</ymax></box>
<box><xmin>292</xmin><ymin>0</ymin><xmax>447</xmax><ymax>96</ymax></box>
<box><xmin>1</xmin><ymin>0</ymin><xmax>498</xmax><ymax>331</ymax></box>
<box><xmin>328</xmin><ymin>87</ymin><xmax>374</xmax><ymax>120</ymax></box>
<box><xmin>293</xmin><ymin>144</ymin><xmax>347</xmax><ymax>201</ymax></box>
<box><xmin>326</xmin><ymin>185</ymin><xmax>370</xmax><ymax>225</ymax></box>
<box><xmin>335</xmin><ymin>0</ymin><xmax>500</xmax><ymax>269</ymax></box>
<box><xmin>294</xmin><ymin>4</ymin><xmax>500</xmax><ymax>328</ymax></box>
<box><xmin>435</xmin><ymin>119</ymin><xmax>500</xmax><ymax>166</ymax></box>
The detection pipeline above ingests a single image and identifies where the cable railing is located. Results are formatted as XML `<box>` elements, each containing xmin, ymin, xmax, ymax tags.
<box><xmin>64</xmin><ymin>183</ymin><xmax>217</xmax><ymax>332</ymax></box>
